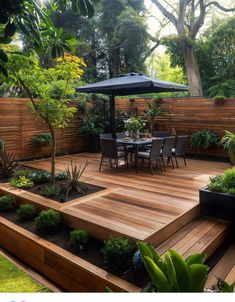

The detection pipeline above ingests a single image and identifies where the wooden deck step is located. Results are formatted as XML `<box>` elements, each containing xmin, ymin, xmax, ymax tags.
<box><xmin>154</xmin><ymin>217</ymin><xmax>230</xmax><ymax>259</ymax></box>
<box><xmin>205</xmin><ymin>244</ymin><xmax>235</xmax><ymax>288</ymax></box>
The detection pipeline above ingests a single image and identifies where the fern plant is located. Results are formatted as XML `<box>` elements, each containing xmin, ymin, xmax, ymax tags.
<box><xmin>220</xmin><ymin>130</ymin><xmax>235</xmax><ymax>164</ymax></box>
<box><xmin>191</xmin><ymin>129</ymin><xmax>219</xmax><ymax>150</ymax></box>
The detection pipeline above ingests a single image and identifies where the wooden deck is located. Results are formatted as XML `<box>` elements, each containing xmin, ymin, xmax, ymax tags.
<box><xmin>23</xmin><ymin>153</ymin><xmax>230</xmax><ymax>246</ymax></box>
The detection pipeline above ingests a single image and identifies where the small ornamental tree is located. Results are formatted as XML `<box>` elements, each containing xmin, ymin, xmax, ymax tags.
<box><xmin>7</xmin><ymin>53</ymin><xmax>86</xmax><ymax>184</ymax></box>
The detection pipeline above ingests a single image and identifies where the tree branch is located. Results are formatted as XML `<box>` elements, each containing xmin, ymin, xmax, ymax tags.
<box><xmin>142</xmin><ymin>40</ymin><xmax>160</xmax><ymax>62</ymax></box>
<box><xmin>191</xmin><ymin>0</ymin><xmax>206</xmax><ymax>39</ymax></box>
<box><xmin>151</xmin><ymin>0</ymin><xmax>177</xmax><ymax>27</ymax></box>
<box><xmin>205</xmin><ymin>1</ymin><xmax>235</xmax><ymax>12</ymax></box>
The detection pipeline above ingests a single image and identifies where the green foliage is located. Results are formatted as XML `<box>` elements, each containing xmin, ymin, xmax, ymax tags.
<box><xmin>137</xmin><ymin>242</ymin><xmax>208</xmax><ymax>292</ymax></box>
<box><xmin>70</xmin><ymin>229</ymin><xmax>90</xmax><ymax>250</ymax></box>
<box><xmin>14</xmin><ymin>169</ymin><xmax>32</xmax><ymax>179</ymax></box>
<box><xmin>0</xmin><ymin>195</ymin><xmax>16</xmax><ymax>211</ymax></box>
<box><xmin>32</xmin><ymin>133</ymin><xmax>52</xmax><ymax>147</ymax></box>
<box><xmin>222</xmin><ymin>168</ymin><xmax>235</xmax><ymax>189</ymax></box>
<box><xmin>220</xmin><ymin>130</ymin><xmax>235</xmax><ymax>164</ymax></box>
<box><xmin>64</xmin><ymin>160</ymin><xmax>88</xmax><ymax>198</ymax></box>
<box><xmin>56</xmin><ymin>170</ymin><xmax>68</xmax><ymax>180</ymax></box>
<box><xmin>191</xmin><ymin>129</ymin><xmax>219</xmax><ymax>150</ymax></box>
<box><xmin>213</xmin><ymin>95</ymin><xmax>226</xmax><ymax>105</ymax></box>
<box><xmin>218</xmin><ymin>279</ymin><xmax>235</xmax><ymax>292</ymax></box>
<box><xmin>10</xmin><ymin>176</ymin><xmax>34</xmax><ymax>189</ymax></box>
<box><xmin>125</xmin><ymin>117</ymin><xmax>145</xmax><ymax>134</ymax></box>
<box><xmin>101</xmin><ymin>237</ymin><xmax>133</xmax><ymax>274</ymax></box>
<box><xmin>207</xmin><ymin>167</ymin><xmax>235</xmax><ymax>194</ymax></box>
<box><xmin>17</xmin><ymin>203</ymin><xmax>38</xmax><ymax>220</ymax></box>
<box><xmin>209</xmin><ymin>80</ymin><xmax>235</xmax><ymax>98</ymax></box>
<box><xmin>29</xmin><ymin>170</ymin><xmax>51</xmax><ymax>184</ymax></box>
<box><xmin>145</xmin><ymin>100</ymin><xmax>166</xmax><ymax>132</ymax></box>
<box><xmin>0</xmin><ymin>150</ymin><xmax>18</xmax><ymax>178</ymax></box>
<box><xmin>35</xmin><ymin>209</ymin><xmax>61</xmax><ymax>233</ymax></box>
<box><xmin>80</xmin><ymin>111</ymin><xmax>106</xmax><ymax>135</ymax></box>
<box><xmin>41</xmin><ymin>184</ymin><xmax>61</xmax><ymax>198</ymax></box>
<box><xmin>207</xmin><ymin>175</ymin><xmax>225</xmax><ymax>193</ymax></box>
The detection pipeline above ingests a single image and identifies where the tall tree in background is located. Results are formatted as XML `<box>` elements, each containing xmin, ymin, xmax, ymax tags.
<box><xmin>151</xmin><ymin>0</ymin><xmax>235</xmax><ymax>96</ymax></box>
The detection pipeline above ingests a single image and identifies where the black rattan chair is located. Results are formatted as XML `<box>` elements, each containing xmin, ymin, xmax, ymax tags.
<box><xmin>161</xmin><ymin>136</ymin><xmax>175</xmax><ymax>170</ymax></box>
<box><xmin>138</xmin><ymin>138</ymin><xmax>164</xmax><ymax>174</ymax></box>
<box><xmin>172</xmin><ymin>135</ymin><xmax>189</xmax><ymax>167</ymax></box>
<box><xmin>99</xmin><ymin>138</ymin><xmax>128</xmax><ymax>171</ymax></box>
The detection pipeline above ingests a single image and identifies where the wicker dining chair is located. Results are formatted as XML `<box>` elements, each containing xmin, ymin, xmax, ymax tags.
<box><xmin>161</xmin><ymin>136</ymin><xmax>176</xmax><ymax>170</ymax></box>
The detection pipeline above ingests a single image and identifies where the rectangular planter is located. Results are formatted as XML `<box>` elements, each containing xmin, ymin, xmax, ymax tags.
<box><xmin>0</xmin><ymin>217</ymin><xmax>140</xmax><ymax>292</ymax></box>
<box><xmin>199</xmin><ymin>186</ymin><xmax>235</xmax><ymax>222</ymax></box>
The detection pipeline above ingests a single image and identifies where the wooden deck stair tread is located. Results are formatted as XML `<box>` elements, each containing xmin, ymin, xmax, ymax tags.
<box><xmin>155</xmin><ymin>217</ymin><xmax>230</xmax><ymax>259</ymax></box>
<box><xmin>205</xmin><ymin>244</ymin><xmax>235</xmax><ymax>288</ymax></box>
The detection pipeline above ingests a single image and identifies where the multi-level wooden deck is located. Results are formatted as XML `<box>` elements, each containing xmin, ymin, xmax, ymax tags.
<box><xmin>22</xmin><ymin>153</ymin><xmax>230</xmax><ymax>249</ymax></box>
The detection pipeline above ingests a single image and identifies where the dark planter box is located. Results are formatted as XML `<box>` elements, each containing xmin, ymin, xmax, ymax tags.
<box><xmin>199</xmin><ymin>186</ymin><xmax>235</xmax><ymax>222</ymax></box>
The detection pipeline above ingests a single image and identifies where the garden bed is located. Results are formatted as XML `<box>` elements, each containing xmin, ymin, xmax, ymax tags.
<box><xmin>0</xmin><ymin>209</ymin><xmax>148</xmax><ymax>291</ymax></box>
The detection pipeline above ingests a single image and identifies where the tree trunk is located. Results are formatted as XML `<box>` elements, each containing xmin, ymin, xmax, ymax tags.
<box><xmin>49</xmin><ymin>125</ymin><xmax>56</xmax><ymax>185</ymax></box>
<box><xmin>109</xmin><ymin>47</ymin><xmax>120</xmax><ymax>78</ymax></box>
<box><xmin>182</xmin><ymin>41</ymin><xmax>203</xmax><ymax>96</ymax></box>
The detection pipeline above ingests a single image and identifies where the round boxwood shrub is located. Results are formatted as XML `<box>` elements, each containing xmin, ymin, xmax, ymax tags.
<box><xmin>17</xmin><ymin>203</ymin><xmax>38</xmax><ymax>220</ymax></box>
<box><xmin>101</xmin><ymin>237</ymin><xmax>133</xmax><ymax>274</ymax></box>
<box><xmin>70</xmin><ymin>229</ymin><xmax>89</xmax><ymax>251</ymax></box>
<box><xmin>35</xmin><ymin>209</ymin><xmax>61</xmax><ymax>233</ymax></box>
<box><xmin>0</xmin><ymin>195</ymin><xmax>16</xmax><ymax>211</ymax></box>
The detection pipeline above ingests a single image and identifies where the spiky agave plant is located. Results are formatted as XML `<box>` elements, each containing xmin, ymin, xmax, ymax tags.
<box><xmin>64</xmin><ymin>160</ymin><xmax>89</xmax><ymax>199</ymax></box>
<box><xmin>220</xmin><ymin>130</ymin><xmax>235</xmax><ymax>164</ymax></box>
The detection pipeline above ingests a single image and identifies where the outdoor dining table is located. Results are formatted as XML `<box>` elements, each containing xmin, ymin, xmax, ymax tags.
<box><xmin>116</xmin><ymin>138</ymin><xmax>153</xmax><ymax>173</ymax></box>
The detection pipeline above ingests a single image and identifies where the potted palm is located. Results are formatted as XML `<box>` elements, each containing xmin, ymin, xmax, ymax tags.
<box><xmin>145</xmin><ymin>99</ymin><xmax>166</xmax><ymax>133</ymax></box>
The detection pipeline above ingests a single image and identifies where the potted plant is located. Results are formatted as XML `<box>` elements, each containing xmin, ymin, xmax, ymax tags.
<box><xmin>220</xmin><ymin>130</ymin><xmax>235</xmax><ymax>164</ymax></box>
<box><xmin>144</xmin><ymin>99</ymin><xmax>166</xmax><ymax>133</ymax></box>
<box><xmin>124</xmin><ymin>117</ymin><xmax>145</xmax><ymax>140</ymax></box>
<box><xmin>191</xmin><ymin>129</ymin><xmax>219</xmax><ymax>152</ymax></box>
<box><xmin>199</xmin><ymin>167</ymin><xmax>235</xmax><ymax>221</ymax></box>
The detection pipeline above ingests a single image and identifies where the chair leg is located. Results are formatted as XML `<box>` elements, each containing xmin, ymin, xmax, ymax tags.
<box><xmin>142</xmin><ymin>158</ymin><xmax>144</xmax><ymax>168</ymax></box>
<box><xmin>183</xmin><ymin>155</ymin><xmax>187</xmax><ymax>166</ymax></box>
<box><xmin>170</xmin><ymin>157</ymin><xmax>174</xmax><ymax>169</ymax></box>
<box><xmin>99</xmin><ymin>156</ymin><xmax>103</xmax><ymax>172</ymax></box>
<box><xmin>158</xmin><ymin>159</ymin><xmax>163</xmax><ymax>172</ymax></box>
<box><xmin>161</xmin><ymin>157</ymin><xmax>166</xmax><ymax>171</ymax></box>
<box><xmin>109</xmin><ymin>158</ymin><xmax>112</xmax><ymax>168</ymax></box>
<box><xmin>175</xmin><ymin>156</ymin><xmax>179</xmax><ymax>168</ymax></box>
<box><xmin>126</xmin><ymin>155</ymin><xmax>128</xmax><ymax>168</ymax></box>
<box><xmin>150</xmin><ymin>160</ymin><xmax>154</xmax><ymax>175</ymax></box>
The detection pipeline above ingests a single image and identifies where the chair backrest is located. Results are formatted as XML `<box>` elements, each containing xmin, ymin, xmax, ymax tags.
<box><xmin>152</xmin><ymin>131</ymin><xmax>171</xmax><ymax>138</ymax></box>
<box><xmin>150</xmin><ymin>138</ymin><xmax>164</xmax><ymax>159</ymax></box>
<box><xmin>175</xmin><ymin>135</ymin><xmax>189</xmax><ymax>156</ymax></box>
<box><xmin>100</xmin><ymin>133</ymin><xmax>112</xmax><ymax>139</ymax></box>
<box><xmin>116</xmin><ymin>132</ymin><xmax>125</xmax><ymax>139</ymax></box>
<box><xmin>162</xmin><ymin>136</ymin><xmax>175</xmax><ymax>157</ymax></box>
<box><xmin>100</xmin><ymin>138</ymin><xmax>117</xmax><ymax>158</ymax></box>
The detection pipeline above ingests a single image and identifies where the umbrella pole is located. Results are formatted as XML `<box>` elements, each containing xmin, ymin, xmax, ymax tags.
<box><xmin>109</xmin><ymin>94</ymin><xmax>116</xmax><ymax>138</ymax></box>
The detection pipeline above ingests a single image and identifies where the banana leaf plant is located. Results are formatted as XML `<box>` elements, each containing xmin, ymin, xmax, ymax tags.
<box><xmin>137</xmin><ymin>242</ymin><xmax>209</xmax><ymax>292</ymax></box>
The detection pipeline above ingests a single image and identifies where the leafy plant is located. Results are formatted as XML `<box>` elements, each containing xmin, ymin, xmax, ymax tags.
<box><xmin>220</xmin><ymin>130</ymin><xmax>235</xmax><ymax>164</ymax></box>
<box><xmin>10</xmin><ymin>176</ymin><xmax>34</xmax><ymax>189</ymax></box>
<box><xmin>207</xmin><ymin>174</ymin><xmax>225</xmax><ymax>192</ymax></box>
<box><xmin>101</xmin><ymin>237</ymin><xmax>133</xmax><ymax>274</ymax></box>
<box><xmin>145</xmin><ymin>99</ymin><xmax>166</xmax><ymax>133</ymax></box>
<box><xmin>64</xmin><ymin>160</ymin><xmax>88</xmax><ymax>199</ymax></box>
<box><xmin>70</xmin><ymin>229</ymin><xmax>90</xmax><ymax>250</ymax></box>
<box><xmin>14</xmin><ymin>169</ymin><xmax>32</xmax><ymax>179</ymax></box>
<box><xmin>56</xmin><ymin>170</ymin><xmax>68</xmax><ymax>180</ymax></box>
<box><xmin>32</xmin><ymin>133</ymin><xmax>52</xmax><ymax>147</ymax></box>
<box><xmin>213</xmin><ymin>95</ymin><xmax>226</xmax><ymax>105</ymax></box>
<box><xmin>35</xmin><ymin>209</ymin><xmax>62</xmax><ymax>233</ymax></box>
<box><xmin>191</xmin><ymin>129</ymin><xmax>219</xmax><ymax>150</ymax></box>
<box><xmin>137</xmin><ymin>242</ymin><xmax>209</xmax><ymax>292</ymax></box>
<box><xmin>41</xmin><ymin>184</ymin><xmax>61</xmax><ymax>198</ymax></box>
<box><xmin>29</xmin><ymin>170</ymin><xmax>51</xmax><ymax>184</ymax></box>
<box><xmin>207</xmin><ymin>168</ymin><xmax>235</xmax><ymax>194</ymax></box>
<box><xmin>17</xmin><ymin>203</ymin><xmax>38</xmax><ymax>220</ymax></box>
<box><xmin>0</xmin><ymin>195</ymin><xmax>16</xmax><ymax>211</ymax></box>
<box><xmin>0</xmin><ymin>150</ymin><xmax>18</xmax><ymax>178</ymax></box>
<box><xmin>208</xmin><ymin>80</ymin><xmax>235</xmax><ymax>98</ymax></box>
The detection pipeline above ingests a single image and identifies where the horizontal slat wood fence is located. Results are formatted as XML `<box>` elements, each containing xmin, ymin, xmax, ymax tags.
<box><xmin>1</xmin><ymin>97</ymin><xmax>235</xmax><ymax>160</ymax></box>
<box><xmin>0</xmin><ymin>98</ymin><xmax>87</xmax><ymax>160</ymax></box>
<box><xmin>116</xmin><ymin>97</ymin><xmax>235</xmax><ymax>157</ymax></box>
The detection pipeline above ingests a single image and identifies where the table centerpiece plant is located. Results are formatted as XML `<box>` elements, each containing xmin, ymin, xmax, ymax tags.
<box><xmin>124</xmin><ymin>117</ymin><xmax>145</xmax><ymax>140</ymax></box>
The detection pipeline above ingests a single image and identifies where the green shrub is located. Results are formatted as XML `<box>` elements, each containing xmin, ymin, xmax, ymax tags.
<box><xmin>29</xmin><ymin>170</ymin><xmax>51</xmax><ymax>184</ymax></box>
<box><xmin>0</xmin><ymin>195</ymin><xmax>16</xmax><ymax>211</ymax></box>
<box><xmin>213</xmin><ymin>95</ymin><xmax>226</xmax><ymax>105</ymax></box>
<box><xmin>227</xmin><ymin>188</ymin><xmax>235</xmax><ymax>195</ymax></box>
<box><xmin>220</xmin><ymin>130</ymin><xmax>235</xmax><ymax>164</ymax></box>
<box><xmin>35</xmin><ymin>209</ymin><xmax>61</xmax><ymax>233</ymax></box>
<box><xmin>101</xmin><ymin>237</ymin><xmax>133</xmax><ymax>274</ymax></box>
<box><xmin>41</xmin><ymin>184</ymin><xmax>61</xmax><ymax>198</ymax></box>
<box><xmin>70</xmin><ymin>229</ymin><xmax>89</xmax><ymax>250</ymax></box>
<box><xmin>222</xmin><ymin>167</ymin><xmax>235</xmax><ymax>189</ymax></box>
<box><xmin>191</xmin><ymin>129</ymin><xmax>219</xmax><ymax>150</ymax></box>
<box><xmin>56</xmin><ymin>170</ymin><xmax>68</xmax><ymax>180</ymax></box>
<box><xmin>207</xmin><ymin>181</ymin><xmax>225</xmax><ymax>193</ymax></box>
<box><xmin>10</xmin><ymin>176</ymin><xmax>34</xmax><ymax>189</ymax></box>
<box><xmin>17</xmin><ymin>204</ymin><xmax>38</xmax><ymax>220</ymax></box>
<box><xmin>14</xmin><ymin>169</ymin><xmax>32</xmax><ymax>179</ymax></box>
<box><xmin>32</xmin><ymin>133</ymin><xmax>52</xmax><ymax>147</ymax></box>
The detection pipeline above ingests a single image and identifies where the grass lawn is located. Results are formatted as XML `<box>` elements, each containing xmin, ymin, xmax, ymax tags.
<box><xmin>0</xmin><ymin>253</ymin><xmax>51</xmax><ymax>292</ymax></box>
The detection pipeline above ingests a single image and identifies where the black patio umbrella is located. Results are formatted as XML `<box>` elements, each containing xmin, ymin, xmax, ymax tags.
<box><xmin>76</xmin><ymin>72</ymin><xmax>189</xmax><ymax>138</ymax></box>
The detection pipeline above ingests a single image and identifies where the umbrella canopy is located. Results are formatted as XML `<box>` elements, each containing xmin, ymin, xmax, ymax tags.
<box><xmin>76</xmin><ymin>72</ymin><xmax>189</xmax><ymax>96</ymax></box>
<box><xmin>76</xmin><ymin>72</ymin><xmax>189</xmax><ymax>137</ymax></box>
